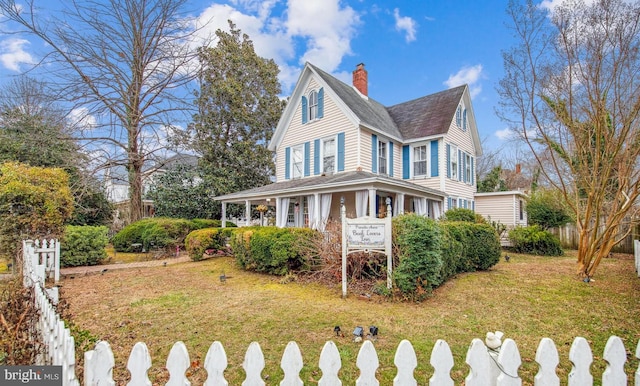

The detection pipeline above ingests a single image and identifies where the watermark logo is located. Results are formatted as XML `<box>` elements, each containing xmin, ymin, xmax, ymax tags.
<box><xmin>1</xmin><ymin>366</ymin><xmax>62</xmax><ymax>385</ymax></box>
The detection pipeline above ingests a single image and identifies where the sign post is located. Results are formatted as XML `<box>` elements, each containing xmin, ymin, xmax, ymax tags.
<box><xmin>341</xmin><ymin>197</ymin><xmax>393</xmax><ymax>298</ymax></box>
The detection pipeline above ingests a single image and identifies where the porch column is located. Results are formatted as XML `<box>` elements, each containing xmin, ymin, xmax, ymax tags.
<box><xmin>368</xmin><ymin>188</ymin><xmax>376</xmax><ymax>218</ymax></box>
<box><xmin>276</xmin><ymin>198</ymin><xmax>281</xmax><ymax>227</ymax></box>
<box><xmin>221</xmin><ymin>202</ymin><xmax>227</xmax><ymax>228</ymax></box>
<box><xmin>396</xmin><ymin>193</ymin><xmax>405</xmax><ymax>215</ymax></box>
<box><xmin>314</xmin><ymin>193</ymin><xmax>320</xmax><ymax>230</ymax></box>
<box><xmin>245</xmin><ymin>200</ymin><xmax>251</xmax><ymax>226</ymax></box>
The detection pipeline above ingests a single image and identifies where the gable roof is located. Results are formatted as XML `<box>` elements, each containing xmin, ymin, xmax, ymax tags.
<box><xmin>308</xmin><ymin>63</ymin><xmax>403</xmax><ymax>139</ymax></box>
<box><xmin>270</xmin><ymin>62</ymin><xmax>482</xmax><ymax>156</ymax></box>
<box><xmin>387</xmin><ymin>85</ymin><xmax>466</xmax><ymax>140</ymax></box>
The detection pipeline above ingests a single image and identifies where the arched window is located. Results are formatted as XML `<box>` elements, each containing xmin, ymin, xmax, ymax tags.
<box><xmin>308</xmin><ymin>90</ymin><xmax>318</xmax><ymax>121</ymax></box>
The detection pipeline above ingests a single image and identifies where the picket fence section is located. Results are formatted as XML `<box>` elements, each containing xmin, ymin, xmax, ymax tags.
<box><xmin>22</xmin><ymin>239</ymin><xmax>80</xmax><ymax>386</ymax></box>
<box><xmin>84</xmin><ymin>336</ymin><xmax>640</xmax><ymax>386</ymax></box>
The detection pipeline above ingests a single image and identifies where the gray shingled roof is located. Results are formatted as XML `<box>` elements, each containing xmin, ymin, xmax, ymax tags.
<box><xmin>215</xmin><ymin>170</ymin><xmax>446</xmax><ymax>202</ymax></box>
<box><xmin>308</xmin><ymin>63</ymin><xmax>465</xmax><ymax>142</ymax></box>
<box><xmin>309</xmin><ymin>64</ymin><xmax>403</xmax><ymax>139</ymax></box>
<box><xmin>387</xmin><ymin>85</ymin><xmax>466</xmax><ymax>140</ymax></box>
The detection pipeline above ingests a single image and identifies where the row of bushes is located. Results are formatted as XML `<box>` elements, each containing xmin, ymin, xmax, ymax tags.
<box><xmin>392</xmin><ymin>213</ymin><xmax>501</xmax><ymax>297</ymax></box>
<box><xmin>111</xmin><ymin>218</ymin><xmax>234</xmax><ymax>253</ymax></box>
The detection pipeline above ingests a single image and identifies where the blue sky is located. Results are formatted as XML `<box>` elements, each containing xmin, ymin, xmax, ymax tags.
<box><xmin>0</xmin><ymin>0</ymin><xmax>562</xmax><ymax>152</ymax></box>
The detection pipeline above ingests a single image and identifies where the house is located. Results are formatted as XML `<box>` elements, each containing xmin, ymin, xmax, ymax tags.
<box><xmin>215</xmin><ymin>63</ymin><xmax>482</xmax><ymax>229</ymax></box>
<box><xmin>475</xmin><ymin>190</ymin><xmax>528</xmax><ymax>229</ymax></box>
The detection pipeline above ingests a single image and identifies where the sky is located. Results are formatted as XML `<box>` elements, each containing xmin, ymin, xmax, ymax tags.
<box><xmin>0</xmin><ymin>0</ymin><xmax>564</xmax><ymax>153</ymax></box>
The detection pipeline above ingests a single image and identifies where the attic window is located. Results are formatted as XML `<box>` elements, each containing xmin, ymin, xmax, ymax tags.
<box><xmin>309</xmin><ymin>90</ymin><xmax>318</xmax><ymax>120</ymax></box>
<box><xmin>456</xmin><ymin>105</ymin><xmax>462</xmax><ymax>127</ymax></box>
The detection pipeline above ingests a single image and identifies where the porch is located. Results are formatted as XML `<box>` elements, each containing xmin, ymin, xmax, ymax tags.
<box><xmin>215</xmin><ymin>171</ymin><xmax>445</xmax><ymax>230</ymax></box>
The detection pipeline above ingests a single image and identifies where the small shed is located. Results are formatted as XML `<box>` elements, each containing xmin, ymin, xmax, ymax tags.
<box><xmin>474</xmin><ymin>190</ymin><xmax>528</xmax><ymax>229</ymax></box>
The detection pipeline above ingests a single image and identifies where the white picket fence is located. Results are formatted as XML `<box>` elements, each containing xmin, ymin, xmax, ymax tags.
<box><xmin>634</xmin><ymin>240</ymin><xmax>640</xmax><ymax>277</ymax></box>
<box><xmin>22</xmin><ymin>239</ymin><xmax>81</xmax><ymax>386</ymax></box>
<box><xmin>83</xmin><ymin>336</ymin><xmax>640</xmax><ymax>386</ymax></box>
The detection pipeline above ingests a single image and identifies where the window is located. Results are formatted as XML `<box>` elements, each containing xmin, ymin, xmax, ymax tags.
<box><xmin>292</xmin><ymin>144</ymin><xmax>303</xmax><ymax>179</ymax></box>
<box><xmin>462</xmin><ymin>108</ymin><xmax>468</xmax><ymax>131</ymax></box>
<box><xmin>456</xmin><ymin>105</ymin><xmax>462</xmax><ymax>127</ymax></box>
<box><xmin>450</xmin><ymin>145</ymin><xmax>458</xmax><ymax>180</ymax></box>
<box><xmin>519</xmin><ymin>199</ymin><xmax>524</xmax><ymax>221</ymax></box>
<box><xmin>465</xmin><ymin>153</ymin><xmax>472</xmax><ymax>183</ymax></box>
<box><xmin>378</xmin><ymin>141</ymin><xmax>387</xmax><ymax>174</ymax></box>
<box><xmin>413</xmin><ymin>145</ymin><xmax>427</xmax><ymax>176</ymax></box>
<box><xmin>308</xmin><ymin>90</ymin><xmax>318</xmax><ymax>121</ymax></box>
<box><xmin>322</xmin><ymin>137</ymin><xmax>336</xmax><ymax>173</ymax></box>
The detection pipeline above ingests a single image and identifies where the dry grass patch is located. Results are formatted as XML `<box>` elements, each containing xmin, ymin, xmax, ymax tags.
<box><xmin>59</xmin><ymin>251</ymin><xmax>640</xmax><ymax>385</ymax></box>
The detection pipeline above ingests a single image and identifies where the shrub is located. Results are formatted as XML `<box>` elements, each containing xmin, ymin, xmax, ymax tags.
<box><xmin>230</xmin><ymin>227</ymin><xmax>320</xmax><ymax>275</ymax></box>
<box><xmin>392</xmin><ymin>214</ymin><xmax>444</xmax><ymax>297</ymax></box>
<box><xmin>185</xmin><ymin>227</ymin><xmax>234</xmax><ymax>261</ymax></box>
<box><xmin>111</xmin><ymin>217</ymin><xmax>204</xmax><ymax>253</ymax></box>
<box><xmin>441</xmin><ymin>222</ymin><xmax>501</xmax><ymax>272</ymax></box>
<box><xmin>61</xmin><ymin>225</ymin><xmax>108</xmax><ymax>267</ymax></box>
<box><xmin>189</xmin><ymin>219</ymin><xmax>236</xmax><ymax>230</ymax></box>
<box><xmin>440</xmin><ymin>208</ymin><xmax>477</xmax><ymax>222</ymax></box>
<box><xmin>508</xmin><ymin>225</ymin><xmax>564</xmax><ymax>256</ymax></box>
<box><xmin>526</xmin><ymin>189</ymin><xmax>572</xmax><ymax>229</ymax></box>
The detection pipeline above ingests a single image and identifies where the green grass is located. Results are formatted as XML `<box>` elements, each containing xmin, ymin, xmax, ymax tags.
<box><xmin>58</xmin><ymin>251</ymin><xmax>640</xmax><ymax>385</ymax></box>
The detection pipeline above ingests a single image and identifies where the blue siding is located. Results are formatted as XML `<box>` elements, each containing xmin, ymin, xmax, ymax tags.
<box><xmin>402</xmin><ymin>145</ymin><xmax>410</xmax><ymax>179</ymax></box>
<box><xmin>337</xmin><ymin>132</ymin><xmax>345</xmax><ymax>172</ymax></box>
<box><xmin>314</xmin><ymin>139</ymin><xmax>320</xmax><ymax>175</ymax></box>
<box><xmin>430</xmin><ymin>140</ymin><xmax>439</xmax><ymax>177</ymax></box>
<box><xmin>371</xmin><ymin>134</ymin><xmax>378</xmax><ymax>173</ymax></box>
<box><xmin>304</xmin><ymin>142</ymin><xmax>310</xmax><ymax>177</ymax></box>
<box><xmin>285</xmin><ymin>147</ymin><xmax>291</xmax><ymax>180</ymax></box>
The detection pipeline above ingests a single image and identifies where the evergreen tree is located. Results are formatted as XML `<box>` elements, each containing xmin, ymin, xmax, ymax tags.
<box><xmin>191</xmin><ymin>21</ymin><xmax>286</xmax><ymax>215</ymax></box>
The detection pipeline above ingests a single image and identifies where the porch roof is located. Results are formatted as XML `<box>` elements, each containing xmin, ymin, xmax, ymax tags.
<box><xmin>214</xmin><ymin>171</ymin><xmax>446</xmax><ymax>204</ymax></box>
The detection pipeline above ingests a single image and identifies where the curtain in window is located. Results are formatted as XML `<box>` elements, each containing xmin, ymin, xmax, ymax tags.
<box><xmin>355</xmin><ymin>190</ymin><xmax>368</xmax><ymax>218</ymax></box>
<box><xmin>320</xmin><ymin>194</ymin><xmax>332</xmax><ymax>231</ymax></box>
<box><xmin>277</xmin><ymin>197</ymin><xmax>290</xmax><ymax>227</ymax></box>
<box><xmin>394</xmin><ymin>193</ymin><xmax>401</xmax><ymax>216</ymax></box>
<box><xmin>432</xmin><ymin>201</ymin><xmax>442</xmax><ymax>219</ymax></box>
<box><xmin>307</xmin><ymin>195</ymin><xmax>316</xmax><ymax>229</ymax></box>
<box><xmin>413</xmin><ymin>197</ymin><xmax>427</xmax><ymax>216</ymax></box>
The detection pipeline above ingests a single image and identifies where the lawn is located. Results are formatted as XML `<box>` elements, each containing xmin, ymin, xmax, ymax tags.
<box><xmin>59</xmin><ymin>251</ymin><xmax>640</xmax><ymax>385</ymax></box>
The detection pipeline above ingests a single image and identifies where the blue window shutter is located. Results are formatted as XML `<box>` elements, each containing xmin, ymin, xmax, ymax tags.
<box><xmin>389</xmin><ymin>142</ymin><xmax>394</xmax><ymax>177</ymax></box>
<box><xmin>430</xmin><ymin>140</ymin><xmax>439</xmax><ymax>177</ymax></box>
<box><xmin>301</xmin><ymin>96</ymin><xmax>308</xmax><ymax>124</ymax></box>
<box><xmin>471</xmin><ymin>157</ymin><xmax>475</xmax><ymax>185</ymax></box>
<box><xmin>317</xmin><ymin>88</ymin><xmax>324</xmax><ymax>118</ymax></box>
<box><xmin>463</xmin><ymin>109</ymin><xmax>467</xmax><ymax>131</ymax></box>
<box><xmin>314</xmin><ymin>139</ymin><xmax>320</xmax><ymax>175</ymax></box>
<box><xmin>371</xmin><ymin>134</ymin><xmax>378</xmax><ymax>173</ymax></box>
<box><xmin>458</xmin><ymin>149</ymin><xmax>462</xmax><ymax>181</ymax></box>
<box><xmin>402</xmin><ymin>145</ymin><xmax>410</xmax><ymax>179</ymax></box>
<box><xmin>285</xmin><ymin>147</ymin><xmax>291</xmax><ymax>180</ymax></box>
<box><xmin>462</xmin><ymin>152</ymin><xmax>467</xmax><ymax>183</ymax></box>
<box><xmin>446</xmin><ymin>144</ymin><xmax>451</xmax><ymax>178</ymax></box>
<box><xmin>472</xmin><ymin>200</ymin><xmax>475</xmax><ymax>211</ymax></box>
<box><xmin>337</xmin><ymin>132</ymin><xmax>345</xmax><ymax>172</ymax></box>
<box><xmin>304</xmin><ymin>142</ymin><xmax>310</xmax><ymax>177</ymax></box>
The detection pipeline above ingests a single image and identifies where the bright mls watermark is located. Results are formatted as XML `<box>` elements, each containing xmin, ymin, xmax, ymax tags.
<box><xmin>1</xmin><ymin>366</ymin><xmax>62</xmax><ymax>385</ymax></box>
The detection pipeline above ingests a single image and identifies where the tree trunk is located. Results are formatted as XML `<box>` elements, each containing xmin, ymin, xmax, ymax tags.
<box><xmin>128</xmin><ymin>160</ymin><xmax>144</xmax><ymax>223</ymax></box>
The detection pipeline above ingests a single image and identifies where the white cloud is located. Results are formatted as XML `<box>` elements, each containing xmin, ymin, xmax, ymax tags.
<box><xmin>68</xmin><ymin>107</ymin><xmax>97</xmax><ymax>131</ymax></box>
<box><xmin>495</xmin><ymin>128</ymin><xmax>515</xmax><ymax>141</ymax></box>
<box><xmin>194</xmin><ymin>1</ymin><xmax>360</xmax><ymax>93</ymax></box>
<box><xmin>0</xmin><ymin>38</ymin><xmax>35</xmax><ymax>72</ymax></box>
<box><xmin>393</xmin><ymin>8</ymin><xmax>417</xmax><ymax>43</ymax></box>
<box><xmin>443</xmin><ymin>64</ymin><xmax>484</xmax><ymax>98</ymax></box>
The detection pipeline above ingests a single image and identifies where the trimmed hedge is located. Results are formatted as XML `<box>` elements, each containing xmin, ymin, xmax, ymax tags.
<box><xmin>184</xmin><ymin>227</ymin><xmax>235</xmax><ymax>261</ymax></box>
<box><xmin>392</xmin><ymin>214</ymin><xmax>501</xmax><ymax>298</ymax></box>
<box><xmin>508</xmin><ymin>225</ymin><xmax>563</xmax><ymax>256</ymax></box>
<box><xmin>111</xmin><ymin>218</ymin><xmax>235</xmax><ymax>253</ymax></box>
<box><xmin>61</xmin><ymin>225</ymin><xmax>109</xmax><ymax>267</ymax></box>
<box><xmin>230</xmin><ymin>227</ymin><xmax>320</xmax><ymax>276</ymax></box>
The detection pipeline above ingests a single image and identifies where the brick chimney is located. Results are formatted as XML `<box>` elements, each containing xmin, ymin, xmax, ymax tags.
<box><xmin>515</xmin><ymin>163</ymin><xmax>521</xmax><ymax>174</ymax></box>
<box><xmin>352</xmin><ymin>63</ymin><xmax>368</xmax><ymax>96</ymax></box>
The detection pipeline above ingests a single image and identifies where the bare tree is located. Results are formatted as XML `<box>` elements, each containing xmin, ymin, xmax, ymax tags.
<box><xmin>498</xmin><ymin>0</ymin><xmax>640</xmax><ymax>277</ymax></box>
<box><xmin>0</xmin><ymin>0</ymin><xmax>206</xmax><ymax>222</ymax></box>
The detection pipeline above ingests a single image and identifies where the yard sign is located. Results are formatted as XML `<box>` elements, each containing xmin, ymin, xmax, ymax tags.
<box><xmin>341</xmin><ymin>199</ymin><xmax>393</xmax><ymax>298</ymax></box>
